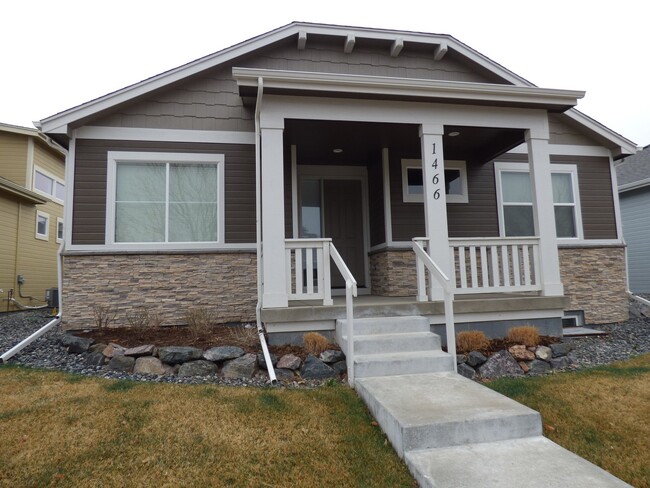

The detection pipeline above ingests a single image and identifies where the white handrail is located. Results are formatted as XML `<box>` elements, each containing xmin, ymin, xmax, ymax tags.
<box><xmin>329</xmin><ymin>243</ymin><xmax>357</xmax><ymax>387</ymax></box>
<box><xmin>412</xmin><ymin>238</ymin><xmax>457</xmax><ymax>371</ymax></box>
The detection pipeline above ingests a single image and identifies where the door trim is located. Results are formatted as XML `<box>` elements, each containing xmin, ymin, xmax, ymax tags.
<box><xmin>295</xmin><ymin>164</ymin><xmax>371</xmax><ymax>295</ymax></box>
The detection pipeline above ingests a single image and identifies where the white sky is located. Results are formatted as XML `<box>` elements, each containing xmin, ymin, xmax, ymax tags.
<box><xmin>2</xmin><ymin>0</ymin><xmax>649</xmax><ymax>147</ymax></box>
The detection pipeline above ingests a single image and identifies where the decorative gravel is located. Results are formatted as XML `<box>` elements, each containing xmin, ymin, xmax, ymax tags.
<box><xmin>1</xmin><ymin>308</ymin><xmax>649</xmax><ymax>384</ymax></box>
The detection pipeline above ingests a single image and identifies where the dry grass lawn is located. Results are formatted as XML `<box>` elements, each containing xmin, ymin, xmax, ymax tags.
<box><xmin>0</xmin><ymin>367</ymin><xmax>415</xmax><ymax>487</ymax></box>
<box><xmin>487</xmin><ymin>353</ymin><xmax>650</xmax><ymax>488</ymax></box>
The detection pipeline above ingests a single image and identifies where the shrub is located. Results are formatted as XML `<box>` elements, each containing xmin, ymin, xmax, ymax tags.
<box><xmin>228</xmin><ymin>324</ymin><xmax>259</xmax><ymax>348</ymax></box>
<box><xmin>303</xmin><ymin>332</ymin><xmax>329</xmax><ymax>356</ymax></box>
<box><xmin>506</xmin><ymin>326</ymin><xmax>540</xmax><ymax>347</ymax></box>
<box><xmin>92</xmin><ymin>304</ymin><xmax>116</xmax><ymax>329</ymax></box>
<box><xmin>149</xmin><ymin>311</ymin><xmax>164</xmax><ymax>328</ymax></box>
<box><xmin>456</xmin><ymin>330</ymin><xmax>489</xmax><ymax>354</ymax></box>
<box><xmin>125</xmin><ymin>307</ymin><xmax>150</xmax><ymax>328</ymax></box>
<box><xmin>185</xmin><ymin>307</ymin><xmax>214</xmax><ymax>338</ymax></box>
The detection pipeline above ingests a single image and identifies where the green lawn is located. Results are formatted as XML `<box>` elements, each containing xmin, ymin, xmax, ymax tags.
<box><xmin>487</xmin><ymin>353</ymin><xmax>650</xmax><ymax>488</ymax></box>
<box><xmin>0</xmin><ymin>366</ymin><xmax>415</xmax><ymax>487</ymax></box>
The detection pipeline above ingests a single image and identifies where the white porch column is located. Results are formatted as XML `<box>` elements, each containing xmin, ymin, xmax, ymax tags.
<box><xmin>420</xmin><ymin>124</ymin><xmax>451</xmax><ymax>300</ymax></box>
<box><xmin>526</xmin><ymin>130</ymin><xmax>564</xmax><ymax>296</ymax></box>
<box><xmin>261</xmin><ymin>120</ymin><xmax>288</xmax><ymax>308</ymax></box>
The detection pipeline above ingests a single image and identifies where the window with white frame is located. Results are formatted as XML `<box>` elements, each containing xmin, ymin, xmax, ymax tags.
<box><xmin>495</xmin><ymin>162</ymin><xmax>583</xmax><ymax>239</ymax></box>
<box><xmin>56</xmin><ymin>217</ymin><xmax>64</xmax><ymax>243</ymax></box>
<box><xmin>402</xmin><ymin>159</ymin><xmax>468</xmax><ymax>203</ymax></box>
<box><xmin>35</xmin><ymin>210</ymin><xmax>50</xmax><ymax>240</ymax></box>
<box><xmin>33</xmin><ymin>167</ymin><xmax>65</xmax><ymax>204</ymax></box>
<box><xmin>107</xmin><ymin>152</ymin><xmax>224</xmax><ymax>246</ymax></box>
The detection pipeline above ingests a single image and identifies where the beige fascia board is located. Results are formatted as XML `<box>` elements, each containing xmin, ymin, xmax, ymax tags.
<box><xmin>233</xmin><ymin>68</ymin><xmax>584</xmax><ymax>108</ymax></box>
<box><xmin>0</xmin><ymin>178</ymin><xmax>47</xmax><ymax>204</ymax></box>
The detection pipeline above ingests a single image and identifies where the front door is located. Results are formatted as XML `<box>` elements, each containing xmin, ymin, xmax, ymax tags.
<box><xmin>299</xmin><ymin>176</ymin><xmax>366</xmax><ymax>289</ymax></box>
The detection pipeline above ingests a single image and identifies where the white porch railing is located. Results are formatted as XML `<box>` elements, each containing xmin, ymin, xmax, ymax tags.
<box><xmin>449</xmin><ymin>237</ymin><xmax>541</xmax><ymax>294</ymax></box>
<box><xmin>285</xmin><ymin>238</ymin><xmax>358</xmax><ymax>386</ymax></box>
<box><xmin>412</xmin><ymin>238</ymin><xmax>457</xmax><ymax>370</ymax></box>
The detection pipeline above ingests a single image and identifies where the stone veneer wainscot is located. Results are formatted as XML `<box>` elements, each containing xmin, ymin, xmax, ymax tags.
<box><xmin>62</xmin><ymin>252</ymin><xmax>257</xmax><ymax>329</ymax></box>
<box><xmin>558</xmin><ymin>246</ymin><xmax>628</xmax><ymax>324</ymax></box>
<box><xmin>370</xmin><ymin>250</ymin><xmax>418</xmax><ymax>296</ymax></box>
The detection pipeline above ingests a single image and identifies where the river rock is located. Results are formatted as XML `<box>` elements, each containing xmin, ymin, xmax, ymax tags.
<box><xmin>124</xmin><ymin>344</ymin><xmax>156</xmax><ymax>358</ymax></box>
<box><xmin>277</xmin><ymin>354</ymin><xmax>301</xmax><ymax>370</ymax></box>
<box><xmin>203</xmin><ymin>346</ymin><xmax>245</xmax><ymax>362</ymax></box>
<box><xmin>535</xmin><ymin>345</ymin><xmax>553</xmax><ymax>361</ymax></box>
<box><xmin>158</xmin><ymin>346</ymin><xmax>203</xmax><ymax>364</ymax></box>
<box><xmin>477</xmin><ymin>350</ymin><xmax>523</xmax><ymax>379</ymax></box>
<box><xmin>467</xmin><ymin>351</ymin><xmax>487</xmax><ymax>367</ymax></box>
<box><xmin>178</xmin><ymin>360</ymin><xmax>218</xmax><ymax>377</ymax></box>
<box><xmin>300</xmin><ymin>354</ymin><xmax>337</xmax><ymax>380</ymax></box>
<box><xmin>134</xmin><ymin>356</ymin><xmax>166</xmax><ymax>375</ymax></box>
<box><xmin>107</xmin><ymin>355</ymin><xmax>135</xmax><ymax>373</ymax></box>
<box><xmin>222</xmin><ymin>353</ymin><xmax>258</xmax><ymax>379</ymax></box>
<box><xmin>61</xmin><ymin>334</ymin><xmax>93</xmax><ymax>354</ymax></box>
<box><xmin>550</xmin><ymin>342</ymin><xmax>573</xmax><ymax>358</ymax></box>
<box><xmin>320</xmin><ymin>349</ymin><xmax>345</xmax><ymax>364</ymax></box>
<box><xmin>509</xmin><ymin>345</ymin><xmax>535</xmax><ymax>361</ymax></box>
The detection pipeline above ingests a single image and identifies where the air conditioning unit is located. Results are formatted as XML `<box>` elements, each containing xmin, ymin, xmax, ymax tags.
<box><xmin>45</xmin><ymin>288</ymin><xmax>59</xmax><ymax>308</ymax></box>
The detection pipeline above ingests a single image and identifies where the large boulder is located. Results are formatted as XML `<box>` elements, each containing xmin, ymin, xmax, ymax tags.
<box><xmin>535</xmin><ymin>345</ymin><xmax>553</xmax><ymax>361</ymax></box>
<box><xmin>86</xmin><ymin>351</ymin><xmax>106</xmax><ymax>367</ymax></box>
<box><xmin>107</xmin><ymin>355</ymin><xmax>135</xmax><ymax>373</ymax></box>
<box><xmin>457</xmin><ymin>362</ymin><xmax>477</xmax><ymax>380</ymax></box>
<box><xmin>203</xmin><ymin>346</ymin><xmax>245</xmax><ymax>362</ymax></box>
<box><xmin>319</xmin><ymin>350</ymin><xmax>345</xmax><ymax>364</ymax></box>
<box><xmin>477</xmin><ymin>350</ymin><xmax>524</xmax><ymax>379</ymax></box>
<box><xmin>467</xmin><ymin>351</ymin><xmax>487</xmax><ymax>367</ymax></box>
<box><xmin>158</xmin><ymin>346</ymin><xmax>203</xmax><ymax>365</ymax></box>
<box><xmin>102</xmin><ymin>343</ymin><xmax>126</xmax><ymax>358</ymax></box>
<box><xmin>529</xmin><ymin>359</ymin><xmax>551</xmax><ymax>374</ymax></box>
<box><xmin>508</xmin><ymin>345</ymin><xmax>535</xmax><ymax>361</ymax></box>
<box><xmin>124</xmin><ymin>345</ymin><xmax>156</xmax><ymax>358</ymax></box>
<box><xmin>222</xmin><ymin>353</ymin><xmax>258</xmax><ymax>379</ymax></box>
<box><xmin>277</xmin><ymin>354</ymin><xmax>301</xmax><ymax>370</ymax></box>
<box><xmin>274</xmin><ymin>368</ymin><xmax>295</xmax><ymax>383</ymax></box>
<box><xmin>550</xmin><ymin>356</ymin><xmax>573</xmax><ymax>370</ymax></box>
<box><xmin>134</xmin><ymin>356</ymin><xmax>167</xmax><ymax>375</ymax></box>
<box><xmin>257</xmin><ymin>352</ymin><xmax>278</xmax><ymax>368</ymax></box>
<box><xmin>550</xmin><ymin>342</ymin><xmax>573</xmax><ymax>358</ymax></box>
<box><xmin>61</xmin><ymin>334</ymin><xmax>93</xmax><ymax>354</ymax></box>
<box><xmin>178</xmin><ymin>360</ymin><xmax>218</xmax><ymax>377</ymax></box>
<box><xmin>300</xmin><ymin>354</ymin><xmax>337</xmax><ymax>380</ymax></box>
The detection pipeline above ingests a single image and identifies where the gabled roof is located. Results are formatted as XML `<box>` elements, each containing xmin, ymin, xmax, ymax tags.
<box><xmin>0</xmin><ymin>121</ymin><xmax>67</xmax><ymax>157</ymax></box>
<box><xmin>617</xmin><ymin>145</ymin><xmax>650</xmax><ymax>192</ymax></box>
<box><xmin>37</xmin><ymin>21</ymin><xmax>636</xmax><ymax>157</ymax></box>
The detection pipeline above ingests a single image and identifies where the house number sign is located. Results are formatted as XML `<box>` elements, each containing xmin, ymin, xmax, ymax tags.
<box><xmin>431</xmin><ymin>143</ymin><xmax>441</xmax><ymax>200</ymax></box>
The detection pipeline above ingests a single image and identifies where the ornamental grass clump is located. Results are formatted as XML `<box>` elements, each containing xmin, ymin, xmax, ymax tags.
<box><xmin>456</xmin><ymin>330</ymin><xmax>490</xmax><ymax>354</ymax></box>
<box><xmin>506</xmin><ymin>325</ymin><xmax>540</xmax><ymax>347</ymax></box>
<box><xmin>185</xmin><ymin>307</ymin><xmax>214</xmax><ymax>339</ymax></box>
<box><xmin>303</xmin><ymin>332</ymin><xmax>329</xmax><ymax>356</ymax></box>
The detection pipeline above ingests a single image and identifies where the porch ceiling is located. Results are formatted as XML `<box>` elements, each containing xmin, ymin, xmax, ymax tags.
<box><xmin>284</xmin><ymin>120</ymin><xmax>525</xmax><ymax>164</ymax></box>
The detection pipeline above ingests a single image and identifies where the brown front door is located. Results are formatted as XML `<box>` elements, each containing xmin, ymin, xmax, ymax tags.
<box><xmin>323</xmin><ymin>179</ymin><xmax>365</xmax><ymax>288</ymax></box>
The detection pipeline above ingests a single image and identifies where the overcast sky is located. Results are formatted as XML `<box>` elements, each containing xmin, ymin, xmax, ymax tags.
<box><xmin>2</xmin><ymin>0</ymin><xmax>648</xmax><ymax>147</ymax></box>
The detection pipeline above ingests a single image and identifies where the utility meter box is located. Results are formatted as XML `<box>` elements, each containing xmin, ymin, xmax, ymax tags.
<box><xmin>45</xmin><ymin>288</ymin><xmax>59</xmax><ymax>308</ymax></box>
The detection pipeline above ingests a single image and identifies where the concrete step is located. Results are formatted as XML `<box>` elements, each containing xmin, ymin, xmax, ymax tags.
<box><xmin>355</xmin><ymin>372</ymin><xmax>542</xmax><ymax>457</ymax></box>
<box><xmin>353</xmin><ymin>351</ymin><xmax>455</xmax><ymax>378</ymax></box>
<box><xmin>340</xmin><ymin>331</ymin><xmax>442</xmax><ymax>355</ymax></box>
<box><xmin>336</xmin><ymin>315</ymin><xmax>430</xmax><ymax>339</ymax></box>
<box><xmin>405</xmin><ymin>436</ymin><xmax>632</xmax><ymax>488</ymax></box>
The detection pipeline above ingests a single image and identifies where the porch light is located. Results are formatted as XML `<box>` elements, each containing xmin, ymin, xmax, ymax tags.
<box><xmin>448</xmin><ymin>131</ymin><xmax>460</xmax><ymax>137</ymax></box>
<box><xmin>333</xmin><ymin>148</ymin><xmax>343</xmax><ymax>153</ymax></box>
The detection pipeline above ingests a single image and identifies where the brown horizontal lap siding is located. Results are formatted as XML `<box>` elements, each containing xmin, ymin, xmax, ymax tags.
<box><xmin>390</xmin><ymin>150</ymin><xmax>498</xmax><ymax>241</ymax></box>
<box><xmin>72</xmin><ymin>139</ymin><xmax>255</xmax><ymax>245</ymax></box>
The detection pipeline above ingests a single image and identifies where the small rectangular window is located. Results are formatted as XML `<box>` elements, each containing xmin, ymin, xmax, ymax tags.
<box><xmin>36</xmin><ymin>211</ymin><xmax>49</xmax><ymax>240</ymax></box>
<box><xmin>33</xmin><ymin>167</ymin><xmax>64</xmax><ymax>204</ymax></box>
<box><xmin>56</xmin><ymin>218</ymin><xmax>64</xmax><ymax>243</ymax></box>
<box><xmin>401</xmin><ymin>159</ymin><xmax>468</xmax><ymax>203</ymax></box>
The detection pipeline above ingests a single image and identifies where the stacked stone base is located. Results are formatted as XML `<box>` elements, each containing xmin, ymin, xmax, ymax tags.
<box><xmin>61</xmin><ymin>252</ymin><xmax>257</xmax><ymax>330</ymax></box>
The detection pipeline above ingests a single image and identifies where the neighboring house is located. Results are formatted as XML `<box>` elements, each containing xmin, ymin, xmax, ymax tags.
<box><xmin>616</xmin><ymin>145</ymin><xmax>650</xmax><ymax>294</ymax></box>
<box><xmin>38</xmin><ymin>22</ymin><xmax>635</xmax><ymax>341</ymax></box>
<box><xmin>0</xmin><ymin>122</ymin><xmax>66</xmax><ymax>312</ymax></box>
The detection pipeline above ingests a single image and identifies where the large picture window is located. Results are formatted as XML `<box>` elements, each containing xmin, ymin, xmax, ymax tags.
<box><xmin>495</xmin><ymin>162</ymin><xmax>583</xmax><ymax>240</ymax></box>
<box><xmin>107</xmin><ymin>152</ymin><xmax>224</xmax><ymax>246</ymax></box>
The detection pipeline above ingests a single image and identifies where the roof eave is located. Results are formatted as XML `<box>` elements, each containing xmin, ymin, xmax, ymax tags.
<box><xmin>0</xmin><ymin>178</ymin><xmax>48</xmax><ymax>204</ymax></box>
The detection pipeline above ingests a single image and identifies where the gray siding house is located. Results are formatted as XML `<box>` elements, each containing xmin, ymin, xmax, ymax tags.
<box><xmin>617</xmin><ymin>145</ymin><xmax>650</xmax><ymax>293</ymax></box>
<box><xmin>38</xmin><ymin>22</ymin><xmax>636</xmax><ymax>342</ymax></box>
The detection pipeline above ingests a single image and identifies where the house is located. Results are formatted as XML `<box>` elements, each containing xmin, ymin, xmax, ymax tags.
<box><xmin>38</xmin><ymin>22</ymin><xmax>635</xmax><ymax>342</ymax></box>
<box><xmin>616</xmin><ymin>145</ymin><xmax>650</xmax><ymax>294</ymax></box>
<box><xmin>0</xmin><ymin>122</ymin><xmax>66</xmax><ymax>312</ymax></box>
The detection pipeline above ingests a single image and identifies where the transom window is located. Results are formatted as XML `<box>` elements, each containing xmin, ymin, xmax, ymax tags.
<box><xmin>495</xmin><ymin>162</ymin><xmax>583</xmax><ymax>240</ymax></box>
<box><xmin>107</xmin><ymin>152</ymin><xmax>224</xmax><ymax>247</ymax></box>
<box><xmin>33</xmin><ymin>167</ymin><xmax>65</xmax><ymax>204</ymax></box>
<box><xmin>401</xmin><ymin>159</ymin><xmax>468</xmax><ymax>203</ymax></box>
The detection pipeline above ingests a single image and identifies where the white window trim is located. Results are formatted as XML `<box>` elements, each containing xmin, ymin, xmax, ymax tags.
<box><xmin>106</xmin><ymin>151</ymin><xmax>225</xmax><ymax>250</ymax></box>
<box><xmin>36</xmin><ymin>210</ymin><xmax>50</xmax><ymax>241</ymax></box>
<box><xmin>56</xmin><ymin>217</ymin><xmax>64</xmax><ymax>244</ymax></box>
<box><xmin>401</xmin><ymin>159</ymin><xmax>468</xmax><ymax>203</ymax></box>
<box><xmin>33</xmin><ymin>165</ymin><xmax>65</xmax><ymax>205</ymax></box>
<box><xmin>494</xmin><ymin>162</ymin><xmax>584</xmax><ymax>242</ymax></box>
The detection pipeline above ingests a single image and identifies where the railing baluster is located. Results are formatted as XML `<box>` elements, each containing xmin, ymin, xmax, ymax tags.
<box><xmin>286</xmin><ymin>248</ymin><xmax>293</xmax><ymax>295</ymax></box>
<box><xmin>469</xmin><ymin>246</ymin><xmax>478</xmax><ymax>288</ymax></box>
<box><xmin>523</xmin><ymin>244</ymin><xmax>531</xmax><ymax>286</ymax></box>
<box><xmin>512</xmin><ymin>245</ymin><xmax>521</xmax><ymax>286</ymax></box>
<box><xmin>491</xmin><ymin>245</ymin><xmax>500</xmax><ymax>287</ymax></box>
<box><xmin>480</xmin><ymin>245</ymin><xmax>489</xmax><ymax>288</ymax></box>
<box><xmin>502</xmin><ymin>245</ymin><xmax>510</xmax><ymax>287</ymax></box>
<box><xmin>459</xmin><ymin>246</ymin><xmax>467</xmax><ymax>289</ymax></box>
<box><xmin>316</xmin><ymin>247</ymin><xmax>323</xmax><ymax>295</ymax></box>
<box><xmin>306</xmin><ymin>248</ymin><xmax>314</xmax><ymax>295</ymax></box>
<box><xmin>295</xmin><ymin>248</ymin><xmax>303</xmax><ymax>294</ymax></box>
<box><xmin>532</xmin><ymin>243</ymin><xmax>540</xmax><ymax>286</ymax></box>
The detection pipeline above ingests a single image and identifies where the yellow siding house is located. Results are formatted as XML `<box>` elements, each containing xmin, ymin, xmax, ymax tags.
<box><xmin>0</xmin><ymin>122</ymin><xmax>66</xmax><ymax>312</ymax></box>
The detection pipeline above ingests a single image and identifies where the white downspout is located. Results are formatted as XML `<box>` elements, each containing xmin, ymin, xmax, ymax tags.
<box><xmin>254</xmin><ymin>77</ymin><xmax>277</xmax><ymax>384</ymax></box>
<box><xmin>0</xmin><ymin>240</ymin><xmax>64</xmax><ymax>363</ymax></box>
